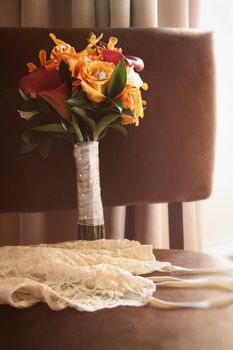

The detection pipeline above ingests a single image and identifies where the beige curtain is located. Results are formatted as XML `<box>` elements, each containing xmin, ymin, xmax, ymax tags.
<box><xmin>0</xmin><ymin>0</ymin><xmax>201</xmax><ymax>250</ymax></box>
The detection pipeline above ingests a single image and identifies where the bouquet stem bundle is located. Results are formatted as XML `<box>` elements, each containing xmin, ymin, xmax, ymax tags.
<box><xmin>8</xmin><ymin>32</ymin><xmax>148</xmax><ymax>240</ymax></box>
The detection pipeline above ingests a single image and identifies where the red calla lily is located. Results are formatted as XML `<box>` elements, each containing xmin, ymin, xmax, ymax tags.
<box><xmin>38</xmin><ymin>83</ymin><xmax>71</xmax><ymax>121</ymax></box>
<box><xmin>103</xmin><ymin>49</ymin><xmax>144</xmax><ymax>72</ymax></box>
<box><xmin>18</xmin><ymin>67</ymin><xmax>62</xmax><ymax>95</ymax></box>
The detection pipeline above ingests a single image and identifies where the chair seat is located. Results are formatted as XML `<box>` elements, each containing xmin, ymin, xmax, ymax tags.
<box><xmin>0</xmin><ymin>249</ymin><xmax>232</xmax><ymax>350</ymax></box>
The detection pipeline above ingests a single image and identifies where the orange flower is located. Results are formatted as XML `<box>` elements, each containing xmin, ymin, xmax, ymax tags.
<box><xmin>77</xmin><ymin>60</ymin><xmax>115</xmax><ymax>102</ymax></box>
<box><xmin>43</xmin><ymin>33</ymin><xmax>76</xmax><ymax>71</ymax></box>
<box><xmin>25</xmin><ymin>33</ymin><xmax>77</xmax><ymax>73</ymax></box>
<box><xmin>120</xmin><ymin>86</ymin><xmax>144</xmax><ymax>126</ymax></box>
<box><xmin>86</xmin><ymin>33</ymin><xmax>103</xmax><ymax>49</ymax></box>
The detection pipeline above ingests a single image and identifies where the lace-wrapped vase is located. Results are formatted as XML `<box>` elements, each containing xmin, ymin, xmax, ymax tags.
<box><xmin>73</xmin><ymin>141</ymin><xmax>105</xmax><ymax>240</ymax></box>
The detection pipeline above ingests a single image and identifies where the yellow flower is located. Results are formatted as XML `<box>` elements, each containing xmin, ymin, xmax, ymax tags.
<box><xmin>47</xmin><ymin>33</ymin><xmax>76</xmax><ymax>70</ymax></box>
<box><xmin>26</xmin><ymin>49</ymin><xmax>48</xmax><ymax>72</ymax></box>
<box><xmin>77</xmin><ymin>60</ymin><xmax>115</xmax><ymax>102</ymax></box>
<box><xmin>107</xmin><ymin>36</ymin><xmax>118</xmax><ymax>50</ymax></box>
<box><xmin>26</xmin><ymin>34</ymin><xmax>78</xmax><ymax>73</ymax></box>
<box><xmin>120</xmin><ymin>86</ymin><xmax>144</xmax><ymax>126</ymax></box>
<box><xmin>86</xmin><ymin>33</ymin><xmax>103</xmax><ymax>49</ymax></box>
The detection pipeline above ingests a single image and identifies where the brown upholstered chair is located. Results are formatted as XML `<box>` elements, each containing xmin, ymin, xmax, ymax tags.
<box><xmin>3</xmin><ymin>28</ymin><xmax>232</xmax><ymax>350</ymax></box>
<box><xmin>0</xmin><ymin>27</ymin><xmax>215</xmax><ymax>248</ymax></box>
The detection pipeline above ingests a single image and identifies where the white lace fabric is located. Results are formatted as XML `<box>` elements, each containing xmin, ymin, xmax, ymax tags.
<box><xmin>0</xmin><ymin>239</ymin><xmax>168</xmax><ymax>311</ymax></box>
<box><xmin>0</xmin><ymin>239</ymin><xmax>232</xmax><ymax>311</ymax></box>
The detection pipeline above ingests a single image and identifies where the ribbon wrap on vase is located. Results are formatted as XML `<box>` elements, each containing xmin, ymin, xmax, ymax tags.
<box><xmin>73</xmin><ymin>141</ymin><xmax>105</xmax><ymax>240</ymax></box>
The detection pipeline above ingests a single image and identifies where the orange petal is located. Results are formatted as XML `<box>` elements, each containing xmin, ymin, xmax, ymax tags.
<box><xmin>81</xmin><ymin>80</ymin><xmax>106</xmax><ymax>103</ymax></box>
<box><xmin>49</xmin><ymin>33</ymin><xmax>66</xmax><ymax>46</ymax></box>
<box><xmin>44</xmin><ymin>59</ymin><xmax>60</xmax><ymax>71</ymax></box>
<box><xmin>107</xmin><ymin>36</ymin><xmax>118</xmax><ymax>50</ymax></box>
<box><xmin>87</xmin><ymin>33</ymin><xmax>103</xmax><ymax>48</ymax></box>
<box><xmin>26</xmin><ymin>62</ymin><xmax>37</xmax><ymax>73</ymax></box>
<box><xmin>121</xmin><ymin>114</ymin><xmax>135</xmax><ymax>125</ymax></box>
<box><xmin>39</xmin><ymin>49</ymin><xmax>47</xmax><ymax>66</ymax></box>
<box><xmin>141</xmin><ymin>82</ymin><xmax>148</xmax><ymax>91</ymax></box>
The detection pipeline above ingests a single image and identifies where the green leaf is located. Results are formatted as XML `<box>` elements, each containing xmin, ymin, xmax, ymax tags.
<box><xmin>59</xmin><ymin>60</ymin><xmax>69</xmax><ymax>82</ymax></box>
<box><xmin>29</xmin><ymin>123</ymin><xmax>68</xmax><ymax>134</ymax></box>
<box><xmin>38</xmin><ymin>138</ymin><xmax>52</xmax><ymax>159</ymax></box>
<box><xmin>20</xmin><ymin>141</ymin><xmax>38</xmax><ymax>154</ymax></box>
<box><xmin>93</xmin><ymin>114</ymin><xmax>120</xmax><ymax>141</ymax></box>
<box><xmin>99</xmin><ymin>106</ymin><xmax>120</xmax><ymax>117</ymax></box>
<box><xmin>67</xmin><ymin>88</ymin><xmax>95</xmax><ymax>113</ymax></box>
<box><xmin>72</xmin><ymin>87</ymin><xmax>84</xmax><ymax>98</ymax></box>
<box><xmin>20</xmin><ymin>98</ymin><xmax>38</xmax><ymax>112</ymax></box>
<box><xmin>22</xmin><ymin>130</ymin><xmax>37</xmax><ymax>144</ymax></box>
<box><xmin>67</xmin><ymin>88</ymin><xmax>87</xmax><ymax>103</ymax></box>
<box><xmin>109</xmin><ymin>124</ymin><xmax>128</xmax><ymax>137</ymax></box>
<box><xmin>60</xmin><ymin>119</ymin><xmax>71</xmax><ymax>133</ymax></box>
<box><xmin>107</xmin><ymin>58</ymin><xmax>126</xmax><ymax>98</ymax></box>
<box><xmin>20</xmin><ymin>123</ymin><xmax>74</xmax><ymax>158</ymax></box>
<box><xmin>22</xmin><ymin>123</ymin><xmax>73</xmax><ymax>147</ymax></box>
<box><xmin>122</xmin><ymin>108</ymin><xmax>134</xmax><ymax>117</ymax></box>
<box><xmin>71</xmin><ymin>114</ymin><xmax>83</xmax><ymax>142</ymax></box>
<box><xmin>36</xmin><ymin>95</ymin><xmax>55</xmax><ymax>117</ymax></box>
<box><xmin>66</xmin><ymin>97</ymin><xmax>85</xmax><ymax>107</ymax></box>
<box><xmin>108</xmin><ymin>97</ymin><xmax>123</xmax><ymax>112</ymax></box>
<box><xmin>71</xmin><ymin>106</ymin><xmax>87</xmax><ymax>118</ymax></box>
<box><xmin>59</xmin><ymin>60</ymin><xmax>74</xmax><ymax>95</ymax></box>
<box><xmin>71</xmin><ymin>106</ymin><xmax>96</xmax><ymax>131</ymax></box>
<box><xmin>89</xmin><ymin>101</ymin><xmax>103</xmax><ymax>110</ymax></box>
<box><xmin>98</xmin><ymin>128</ymin><xmax>108</xmax><ymax>140</ymax></box>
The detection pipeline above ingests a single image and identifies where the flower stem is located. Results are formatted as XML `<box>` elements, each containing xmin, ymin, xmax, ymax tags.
<box><xmin>77</xmin><ymin>224</ymin><xmax>105</xmax><ymax>240</ymax></box>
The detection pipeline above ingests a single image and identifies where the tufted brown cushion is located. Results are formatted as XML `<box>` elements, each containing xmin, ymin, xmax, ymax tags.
<box><xmin>0</xmin><ymin>27</ymin><xmax>215</xmax><ymax>212</ymax></box>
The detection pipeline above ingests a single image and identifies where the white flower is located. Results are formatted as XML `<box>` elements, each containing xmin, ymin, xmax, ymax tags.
<box><xmin>17</xmin><ymin>110</ymin><xmax>39</xmax><ymax>120</ymax></box>
<box><xmin>19</xmin><ymin>88</ymin><xmax>37</xmax><ymax>100</ymax></box>
<box><xmin>126</xmin><ymin>66</ymin><xmax>143</xmax><ymax>88</ymax></box>
<box><xmin>19</xmin><ymin>88</ymin><xmax>28</xmax><ymax>101</ymax></box>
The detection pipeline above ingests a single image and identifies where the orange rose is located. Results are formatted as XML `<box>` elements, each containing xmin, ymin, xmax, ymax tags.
<box><xmin>77</xmin><ymin>60</ymin><xmax>115</xmax><ymax>102</ymax></box>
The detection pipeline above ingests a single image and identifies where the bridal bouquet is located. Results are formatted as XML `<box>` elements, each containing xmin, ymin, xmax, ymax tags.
<box><xmin>12</xmin><ymin>32</ymin><xmax>148</xmax><ymax>158</ymax></box>
<box><xmin>9</xmin><ymin>32</ymin><xmax>148</xmax><ymax>239</ymax></box>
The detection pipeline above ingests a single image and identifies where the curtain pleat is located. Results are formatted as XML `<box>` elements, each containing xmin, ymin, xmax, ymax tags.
<box><xmin>189</xmin><ymin>0</ymin><xmax>200</xmax><ymax>28</ymax></box>
<box><xmin>104</xmin><ymin>207</ymin><xmax>126</xmax><ymax>239</ymax></box>
<box><xmin>134</xmin><ymin>204</ymin><xmax>169</xmax><ymax>247</ymax></box>
<box><xmin>0</xmin><ymin>0</ymin><xmax>202</xmax><ymax>251</ymax></box>
<box><xmin>183</xmin><ymin>202</ymin><xmax>202</xmax><ymax>250</ymax></box>
<box><xmin>72</xmin><ymin>0</ymin><xmax>96</xmax><ymax>27</ymax></box>
<box><xmin>110</xmin><ymin>0</ymin><xmax>130</xmax><ymax>27</ymax></box>
<box><xmin>158</xmin><ymin>0</ymin><xmax>189</xmax><ymax>27</ymax></box>
<box><xmin>95</xmin><ymin>0</ymin><xmax>110</xmax><ymax>27</ymax></box>
<box><xmin>0</xmin><ymin>213</ymin><xmax>20</xmax><ymax>246</ymax></box>
<box><xmin>21</xmin><ymin>0</ymin><xmax>50</xmax><ymax>27</ymax></box>
<box><xmin>131</xmin><ymin>0</ymin><xmax>157</xmax><ymax>27</ymax></box>
<box><xmin>0</xmin><ymin>0</ymin><xmax>21</xmax><ymax>26</ymax></box>
<box><xmin>19</xmin><ymin>211</ymin><xmax>77</xmax><ymax>244</ymax></box>
<box><xmin>48</xmin><ymin>0</ymin><xmax>72</xmax><ymax>28</ymax></box>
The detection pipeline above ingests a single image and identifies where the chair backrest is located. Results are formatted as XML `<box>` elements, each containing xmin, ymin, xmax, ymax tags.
<box><xmin>0</xmin><ymin>27</ymin><xmax>215</xmax><ymax>213</ymax></box>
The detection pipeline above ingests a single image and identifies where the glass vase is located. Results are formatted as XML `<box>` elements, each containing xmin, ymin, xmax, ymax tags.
<box><xmin>73</xmin><ymin>141</ymin><xmax>105</xmax><ymax>240</ymax></box>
